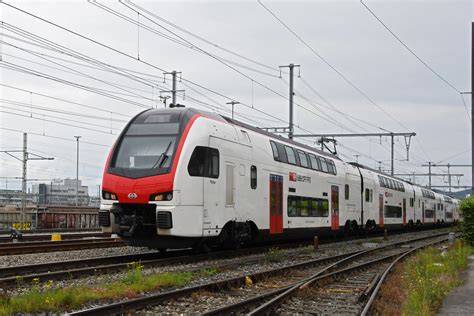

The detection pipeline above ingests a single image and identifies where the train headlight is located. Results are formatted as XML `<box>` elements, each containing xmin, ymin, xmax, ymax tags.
<box><xmin>102</xmin><ymin>190</ymin><xmax>118</xmax><ymax>200</ymax></box>
<box><xmin>150</xmin><ymin>192</ymin><xmax>173</xmax><ymax>201</ymax></box>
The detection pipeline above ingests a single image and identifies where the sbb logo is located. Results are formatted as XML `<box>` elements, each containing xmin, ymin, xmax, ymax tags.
<box><xmin>289</xmin><ymin>172</ymin><xmax>297</xmax><ymax>182</ymax></box>
<box><xmin>128</xmin><ymin>193</ymin><xmax>138</xmax><ymax>199</ymax></box>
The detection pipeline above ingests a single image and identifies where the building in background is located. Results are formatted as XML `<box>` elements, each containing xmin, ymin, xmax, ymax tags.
<box><xmin>31</xmin><ymin>178</ymin><xmax>91</xmax><ymax>206</ymax></box>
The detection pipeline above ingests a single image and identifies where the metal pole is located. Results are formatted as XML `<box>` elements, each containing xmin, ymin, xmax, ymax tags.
<box><xmin>447</xmin><ymin>163</ymin><xmax>451</xmax><ymax>193</ymax></box>
<box><xmin>171</xmin><ymin>70</ymin><xmax>177</xmax><ymax>106</ymax></box>
<box><xmin>428</xmin><ymin>162</ymin><xmax>432</xmax><ymax>189</ymax></box>
<box><xmin>390</xmin><ymin>133</ymin><xmax>394</xmax><ymax>176</ymax></box>
<box><xmin>74</xmin><ymin>136</ymin><xmax>81</xmax><ymax>206</ymax></box>
<box><xmin>21</xmin><ymin>133</ymin><xmax>27</xmax><ymax>227</ymax></box>
<box><xmin>471</xmin><ymin>22</ymin><xmax>474</xmax><ymax>193</ymax></box>
<box><xmin>289</xmin><ymin>63</ymin><xmax>294</xmax><ymax>140</ymax></box>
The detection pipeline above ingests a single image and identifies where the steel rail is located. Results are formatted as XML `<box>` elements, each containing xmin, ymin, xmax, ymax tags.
<box><xmin>0</xmin><ymin>240</ymin><xmax>321</xmax><ymax>287</ymax></box>
<box><xmin>68</xmin><ymin>231</ymin><xmax>449</xmax><ymax>316</ymax></box>
<box><xmin>359</xmin><ymin>234</ymin><xmax>461</xmax><ymax>316</ymax></box>
<box><xmin>0</xmin><ymin>239</ymin><xmax>125</xmax><ymax>255</ymax></box>
<box><xmin>0</xmin><ymin>232</ymin><xmax>109</xmax><ymax>243</ymax></box>
<box><xmin>248</xmin><ymin>234</ymin><xmax>452</xmax><ymax>315</ymax></box>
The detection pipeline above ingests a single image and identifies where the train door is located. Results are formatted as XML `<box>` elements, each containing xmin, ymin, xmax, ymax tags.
<box><xmin>331</xmin><ymin>185</ymin><xmax>339</xmax><ymax>231</ymax></box>
<box><xmin>422</xmin><ymin>202</ymin><xmax>425</xmax><ymax>224</ymax></box>
<box><xmin>379</xmin><ymin>194</ymin><xmax>384</xmax><ymax>228</ymax></box>
<box><xmin>269</xmin><ymin>174</ymin><xmax>283</xmax><ymax>234</ymax></box>
<box><xmin>403</xmin><ymin>198</ymin><xmax>406</xmax><ymax>225</ymax></box>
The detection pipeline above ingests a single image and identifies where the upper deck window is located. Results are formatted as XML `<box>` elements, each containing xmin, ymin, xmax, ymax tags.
<box><xmin>297</xmin><ymin>151</ymin><xmax>309</xmax><ymax>168</ymax></box>
<box><xmin>285</xmin><ymin>146</ymin><xmax>297</xmax><ymax>165</ymax></box>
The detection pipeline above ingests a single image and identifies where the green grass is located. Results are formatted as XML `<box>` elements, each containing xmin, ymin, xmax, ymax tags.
<box><xmin>264</xmin><ymin>247</ymin><xmax>285</xmax><ymax>263</ymax></box>
<box><xmin>0</xmin><ymin>262</ymin><xmax>196</xmax><ymax>316</ymax></box>
<box><xmin>402</xmin><ymin>240</ymin><xmax>473</xmax><ymax>315</ymax></box>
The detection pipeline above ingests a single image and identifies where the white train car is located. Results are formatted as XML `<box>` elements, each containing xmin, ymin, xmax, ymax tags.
<box><xmin>99</xmin><ymin>108</ymin><xmax>460</xmax><ymax>250</ymax></box>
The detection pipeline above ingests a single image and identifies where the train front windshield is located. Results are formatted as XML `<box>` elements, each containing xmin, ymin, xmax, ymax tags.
<box><xmin>110</xmin><ymin>112</ymin><xmax>181</xmax><ymax>178</ymax></box>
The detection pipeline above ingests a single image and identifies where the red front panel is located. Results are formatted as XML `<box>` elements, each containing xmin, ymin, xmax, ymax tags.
<box><xmin>269</xmin><ymin>174</ymin><xmax>283</xmax><ymax>234</ymax></box>
<box><xmin>379</xmin><ymin>194</ymin><xmax>384</xmax><ymax>227</ymax></box>
<box><xmin>331</xmin><ymin>185</ymin><xmax>339</xmax><ymax>231</ymax></box>
<box><xmin>102</xmin><ymin>114</ymin><xmax>202</xmax><ymax>203</ymax></box>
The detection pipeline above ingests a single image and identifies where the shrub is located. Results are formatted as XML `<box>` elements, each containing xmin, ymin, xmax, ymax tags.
<box><xmin>460</xmin><ymin>196</ymin><xmax>474</xmax><ymax>246</ymax></box>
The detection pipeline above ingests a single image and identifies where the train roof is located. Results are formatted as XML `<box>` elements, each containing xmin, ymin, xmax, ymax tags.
<box><xmin>221</xmin><ymin>115</ymin><xmax>341</xmax><ymax>161</ymax></box>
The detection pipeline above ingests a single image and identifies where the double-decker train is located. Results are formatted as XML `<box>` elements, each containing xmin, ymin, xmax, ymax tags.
<box><xmin>98</xmin><ymin>107</ymin><xmax>460</xmax><ymax>250</ymax></box>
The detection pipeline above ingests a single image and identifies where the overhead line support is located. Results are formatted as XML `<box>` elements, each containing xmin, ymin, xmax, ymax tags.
<box><xmin>293</xmin><ymin>132</ymin><xmax>416</xmax><ymax>176</ymax></box>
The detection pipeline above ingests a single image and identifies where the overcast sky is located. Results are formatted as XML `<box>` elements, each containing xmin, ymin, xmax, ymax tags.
<box><xmin>0</xmin><ymin>0</ymin><xmax>472</xmax><ymax>195</ymax></box>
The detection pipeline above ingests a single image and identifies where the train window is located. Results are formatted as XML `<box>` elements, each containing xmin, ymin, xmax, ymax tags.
<box><xmin>250</xmin><ymin>165</ymin><xmax>257</xmax><ymax>189</ymax></box>
<box><xmin>240</xmin><ymin>130</ymin><xmax>251</xmax><ymax>144</ymax></box>
<box><xmin>298</xmin><ymin>151</ymin><xmax>309</xmax><ymax>168</ymax></box>
<box><xmin>370</xmin><ymin>189</ymin><xmax>373</xmax><ymax>202</ymax></box>
<box><xmin>308</xmin><ymin>154</ymin><xmax>321</xmax><ymax>171</ymax></box>
<box><xmin>270</xmin><ymin>141</ymin><xmax>279</xmax><ymax>161</ymax></box>
<box><xmin>425</xmin><ymin>209</ymin><xmax>434</xmax><ymax>218</ymax></box>
<box><xmin>345</xmin><ymin>184</ymin><xmax>349</xmax><ymax>200</ymax></box>
<box><xmin>365</xmin><ymin>188</ymin><xmax>370</xmax><ymax>202</ymax></box>
<box><xmin>384</xmin><ymin>205</ymin><xmax>402</xmax><ymax>218</ymax></box>
<box><xmin>331</xmin><ymin>161</ymin><xmax>337</xmax><ymax>175</ymax></box>
<box><xmin>378</xmin><ymin>175</ymin><xmax>384</xmax><ymax>187</ymax></box>
<box><xmin>188</xmin><ymin>146</ymin><xmax>219</xmax><ymax>178</ymax></box>
<box><xmin>285</xmin><ymin>146</ymin><xmax>297</xmax><ymax>165</ymax></box>
<box><xmin>410</xmin><ymin>198</ymin><xmax>414</xmax><ymax>207</ymax></box>
<box><xmin>327</xmin><ymin>159</ymin><xmax>335</xmax><ymax>174</ymax></box>
<box><xmin>288</xmin><ymin>196</ymin><xmax>329</xmax><ymax>217</ymax></box>
<box><xmin>389</xmin><ymin>179</ymin><xmax>396</xmax><ymax>190</ymax></box>
<box><xmin>320</xmin><ymin>157</ymin><xmax>329</xmax><ymax>173</ymax></box>
<box><xmin>275</xmin><ymin>143</ymin><xmax>288</xmax><ymax>163</ymax></box>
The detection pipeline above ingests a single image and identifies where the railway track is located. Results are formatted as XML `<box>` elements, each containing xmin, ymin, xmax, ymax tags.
<box><xmin>0</xmin><ymin>239</ymin><xmax>318</xmax><ymax>288</ymax></box>
<box><xmin>0</xmin><ymin>232</ymin><xmax>109</xmax><ymax>243</ymax></box>
<box><xmin>0</xmin><ymin>238</ymin><xmax>125</xmax><ymax>255</ymax></box>
<box><xmin>69</xmin><ymin>231</ymin><xmax>452</xmax><ymax>315</ymax></box>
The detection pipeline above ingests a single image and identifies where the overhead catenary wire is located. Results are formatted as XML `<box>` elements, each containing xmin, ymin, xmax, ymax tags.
<box><xmin>1</xmin><ymin>2</ymin><xmax>289</xmax><ymax>127</ymax></box>
<box><xmin>258</xmin><ymin>0</ymin><xmax>410</xmax><ymax>132</ymax></box>
<box><xmin>0</xmin><ymin>109</ymin><xmax>119</xmax><ymax>135</ymax></box>
<box><xmin>0</xmin><ymin>83</ymin><xmax>131</xmax><ymax>118</ymax></box>
<box><xmin>360</xmin><ymin>0</ymin><xmax>471</xmax><ymax>120</ymax></box>
<box><xmin>0</xmin><ymin>127</ymin><xmax>110</xmax><ymax>147</ymax></box>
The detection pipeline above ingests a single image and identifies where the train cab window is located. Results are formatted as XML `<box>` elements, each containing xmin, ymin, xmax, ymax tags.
<box><xmin>320</xmin><ymin>158</ymin><xmax>329</xmax><ymax>173</ymax></box>
<box><xmin>285</xmin><ymin>146</ymin><xmax>297</xmax><ymax>165</ymax></box>
<box><xmin>250</xmin><ymin>165</ymin><xmax>257</xmax><ymax>189</ymax></box>
<box><xmin>297</xmin><ymin>151</ymin><xmax>309</xmax><ymax>168</ymax></box>
<box><xmin>365</xmin><ymin>188</ymin><xmax>370</xmax><ymax>202</ymax></box>
<box><xmin>188</xmin><ymin>146</ymin><xmax>219</xmax><ymax>178</ymax></box>
<box><xmin>345</xmin><ymin>184</ymin><xmax>350</xmax><ymax>200</ymax></box>
<box><xmin>270</xmin><ymin>141</ymin><xmax>279</xmax><ymax>161</ymax></box>
<box><xmin>308</xmin><ymin>154</ymin><xmax>321</xmax><ymax>171</ymax></box>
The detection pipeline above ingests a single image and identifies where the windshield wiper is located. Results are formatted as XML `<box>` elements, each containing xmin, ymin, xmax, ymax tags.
<box><xmin>151</xmin><ymin>141</ymin><xmax>173</xmax><ymax>169</ymax></box>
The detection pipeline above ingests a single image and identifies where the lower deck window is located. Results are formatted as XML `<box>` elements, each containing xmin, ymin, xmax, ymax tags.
<box><xmin>446</xmin><ymin>212</ymin><xmax>453</xmax><ymax>219</ymax></box>
<box><xmin>384</xmin><ymin>205</ymin><xmax>402</xmax><ymax>218</ymax></box>
<box><xmin>425</xmin><ymin>209</ymin><xmax>434</xmax><ymax>218</ymax></box>
<box><xmin>288</xmin><ymin>195</ymin><xmax>329</xmax><ymax>217</ymax></box>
